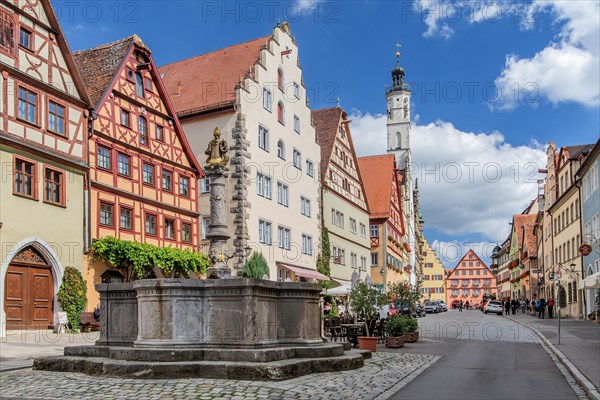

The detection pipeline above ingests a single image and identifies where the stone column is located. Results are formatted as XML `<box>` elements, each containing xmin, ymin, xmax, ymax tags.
<box><xmin>206</xmin><ymin>164</ymin><xmax>231</xmax><ymax>279</ymax></box>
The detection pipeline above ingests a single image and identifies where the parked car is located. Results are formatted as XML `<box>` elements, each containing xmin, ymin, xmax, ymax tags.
<box><xmin>435</xmin><ymin>300</ymin><xmax>448</xmax><ymax>312</ymax></box>
<box><xmin>424</xmin><ymin>301</ymin><xmax>440</xmax><ymax>313</ymax></box>
<box><xmin>451</xmin><ymin>300</ymin><xmax>461</xmax><ymax>309</ymax></box>
<box><xmin>415</xmin><ymin>303</ymin><xmax>426</xmax><ymax>317</ymax></box>
<box><xmin>483</xmin><ymin>300</ymin><xmax>503</xmax><ymax>315</ymax></box>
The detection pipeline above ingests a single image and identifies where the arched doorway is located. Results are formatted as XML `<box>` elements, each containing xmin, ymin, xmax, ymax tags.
<box><xmin>4</xmin><ymin>246</ymin><xmax>54</xmax><ymax>330</ymax></box>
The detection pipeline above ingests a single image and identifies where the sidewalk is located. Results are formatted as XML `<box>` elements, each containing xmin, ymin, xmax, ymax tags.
<box><xmin>508</xmin><ymin>312</ymin><xmax>600</xmax><ymax>394</ymax></box>
<box><xmin>0</xmin><ymin>330</ymin><xmax>99</xmax><ymax>372</ymax></box>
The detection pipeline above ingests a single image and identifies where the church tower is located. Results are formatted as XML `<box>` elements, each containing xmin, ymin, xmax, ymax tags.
<box><xmin>386</xmin><ymin>48</ymin><xmax>417</xmax><ymax>285</ymax></box>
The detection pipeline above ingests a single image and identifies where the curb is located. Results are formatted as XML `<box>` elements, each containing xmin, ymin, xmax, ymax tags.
<box><xmin>506</xmin><ymin>316</ymin><xmax>600</xmax><ymax>400</ymax></box>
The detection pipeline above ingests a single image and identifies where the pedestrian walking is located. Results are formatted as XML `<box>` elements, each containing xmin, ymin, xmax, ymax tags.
<box><xmin>530</xmin><ymin>296</ymin><xmax>537</xmax><ymax>316</ymax></box>
<box><xmin>537</xmin><ymin>298</ymin><xmax>546</xmax><ymax>319</ymax></box>
<box><xmin>547</xmin><ymin>298</ymin><xmax>554</xmax><ymax>319</ymax></box>
<box><xmin>511</xmin><ymin>299</ymin><xmax>517</xmax><ymax>315</ymax></box>
<box><xmin>520</xmin><ymin>299</ymin><xmax>526</xmax><ymax>313</ymax></box>
<box><xmin>504</xmin><ymin>299</ymin><xmax>511</xmax><ymax>315</ymax></box>
<box><xmin>458</xmin><ymin>300</ymin><xmax>463</xmax><ymax>312</ymax></box>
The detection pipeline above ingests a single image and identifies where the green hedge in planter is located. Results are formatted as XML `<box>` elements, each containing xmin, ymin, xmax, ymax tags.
<box><xmin>384</xmin><ymin>316</ymin><xmax>405</xmax><ymax>337</ymax></box>
<box><xmin>57</xmin><ymin>267</ymin><xmax>87</xmax><ymax>333</ymax></box>
<box><xmin>91</xmin><ymin>237</ymin><xmax>209</xmax><ymax>281</ymax></box>
<box><xmin>403</xmin><ymin>315</ymin><xmax>419</xmax><ymax>333</ymax></box>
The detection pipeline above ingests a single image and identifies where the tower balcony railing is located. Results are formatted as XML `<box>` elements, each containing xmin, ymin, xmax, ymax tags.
<box><xmin>386</xmin><ymin>83</ymin><xmax>412</xmax><ymax>94</ymax></box>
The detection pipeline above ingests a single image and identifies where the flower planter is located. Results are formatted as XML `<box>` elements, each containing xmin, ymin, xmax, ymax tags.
<box><xmin>358</xmin><ymin>336</ymin><xmax>378</xmax><ymax>352</ymax></box>
<box><xmin>403</xmin><ymin>331</ymin><xmax>419</xmax><ymax>343</ymax></box>
<box><xmin>385</xmin><ymin>336</ymin><xmax>405</xmax><ymax>348</ymax></box>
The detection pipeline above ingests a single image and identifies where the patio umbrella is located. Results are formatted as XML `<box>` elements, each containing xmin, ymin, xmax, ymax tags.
<box><xmin>581</xmin><ymin>272</ymin><xmax>600</xmax><ymax>289</ymax></box>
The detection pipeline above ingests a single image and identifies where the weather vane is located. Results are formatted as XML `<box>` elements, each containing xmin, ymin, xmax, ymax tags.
<box><xmin>395</xmin><ymin>43</ymin><xmax>401</xmax><ymax>64</ymax></box>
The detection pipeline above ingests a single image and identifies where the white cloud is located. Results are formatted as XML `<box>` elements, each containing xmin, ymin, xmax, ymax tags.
<box><xmin>349</xmin><ymin>111</ymin><xmax>546</xmax><ymax>242</ymax></box>
<box><xmin>431</xmin><ymin>240</ymin><xmax>497</xmax><ymax>268</ymax></box>
<box><xmin>418</xmin><ymin>0</ymin><xmax>455</xmax><ymax>39</ymax></box>
<box><xmin>294</xmin><ymin>0</ymin><xmax>322</xmax><ymax>12</ymax></box>
<box><xmin>494</xmin><ymin>0</ymin><xmax>599</xmax><ymax>109</ymax></box>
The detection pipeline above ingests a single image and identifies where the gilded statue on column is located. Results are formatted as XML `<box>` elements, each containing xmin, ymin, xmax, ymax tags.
<box><xmin>205</xmin><ymin>127</ymin><xmax>229</xmax><ymax>168</ymax></box>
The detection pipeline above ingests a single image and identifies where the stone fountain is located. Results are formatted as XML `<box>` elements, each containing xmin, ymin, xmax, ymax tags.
<box><xmin>33</xmin><ymin>128</ymin><xmax>368</xmax><ymax>380</ymax></box>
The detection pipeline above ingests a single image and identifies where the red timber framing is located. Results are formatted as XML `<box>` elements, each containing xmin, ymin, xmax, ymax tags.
<box><xmin>73</xmin><ymin>35</ymin><xmax>203</xmax><ymax>250</ymax></box>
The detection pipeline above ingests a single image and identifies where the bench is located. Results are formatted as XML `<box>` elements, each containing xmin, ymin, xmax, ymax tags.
<box><xmin>79</xmin><ymin>312</ymin><xmax>100</xmax><ymax>332</ymax></box>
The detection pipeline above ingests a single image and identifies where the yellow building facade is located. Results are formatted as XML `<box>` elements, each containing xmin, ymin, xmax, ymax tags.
<box><xmin>420</xmin><ymin>240</ymin><xmax>446</xmax><ymax>302</ymax></box>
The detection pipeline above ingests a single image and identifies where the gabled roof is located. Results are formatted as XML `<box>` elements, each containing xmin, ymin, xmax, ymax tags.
<box><xmin>158</xmin><ymin>36</ymin><xmax>270</xmax><ymax>116</ymax></box>
<box><xmin>358</xmin><ymin>155</ymin><xmax>397</xmax><ymax>219</ymax></box>
<box><xmin>447</xmin><ymin>250</ymin><xmax>492</xmax><ymax>276</ymax></box>
<box><xmin>313</xmin><ymin>106</ymin><xmax>370</xmax><ymax>213</ymax></box>
<box><xmin>73</xmin><ymin>35</ymin><xmax>141</xmax><ymax>107</ymax></box>
<box><xmin>564</xmin><ymin>144</ymin><xmax>595</xmax><ymax>160</ymax></box>
<box><xmin>73</xmin><ymin>35</ymin><xmax>202</xmax><ymax>175</ymax></box>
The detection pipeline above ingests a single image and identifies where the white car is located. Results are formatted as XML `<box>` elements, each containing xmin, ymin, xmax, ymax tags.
<box><xmin>484</xmin><ymin>300</ymin><xmax>503</xmax><ymax>315</ymax></box>
<box><xmin>435</xmin><ymin>300</ymin><xmax>448</xmax><ymax>312</ymax></box>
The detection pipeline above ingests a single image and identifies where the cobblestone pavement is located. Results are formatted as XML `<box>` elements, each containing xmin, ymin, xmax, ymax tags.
<box><xmin>0</xmin><ymin>352</ymin><xmax>439</xmax><ymax>400</ymax></box>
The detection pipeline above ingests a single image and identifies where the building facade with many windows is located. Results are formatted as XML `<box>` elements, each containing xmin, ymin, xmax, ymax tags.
<box><xmin>313</xmin><ymin>106</ymin><xmax>370</xmax><ymax>283</ymax></box>
<box><xmin>420</xmin><ymin>240</ymin><xmax>446</xmax><ymax>302</ymax></box>
<box><xmin>159</xmin><ymin>23</ymin><xmax>323</xmax><ymax>281</ymax></box>
<box><xmin>73</xmin><ymin>35</ymin><xmax>202</xmax><ymax>308</ymax></box>
<box><xmin>0</xmin><ymin>0</ymin><xmax>90</xmax><ymax>336</ymax></box>
<box><xmin>445</xmin><ymin>250</ymin><xmax>497</xmax><ymax>308</ymax></box>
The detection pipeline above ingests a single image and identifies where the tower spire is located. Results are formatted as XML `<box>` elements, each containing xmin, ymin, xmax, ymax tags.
<box><xmin>390</xmin><ymin>43</ymin><xmax>406</xmax><ymax>91</ymax></box>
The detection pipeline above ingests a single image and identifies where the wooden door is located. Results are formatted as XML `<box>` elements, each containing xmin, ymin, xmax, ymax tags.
<box><xmin>4</xmin><ymin>247</ymin><xmax>54</xmax><ymax>330</ymax></box>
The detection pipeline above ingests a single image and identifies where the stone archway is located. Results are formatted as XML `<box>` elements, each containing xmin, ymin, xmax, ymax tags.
<box><xmin>1</xmin><ymin>238</ymin><xmax>63</xmax><ymax>336</ymax></box>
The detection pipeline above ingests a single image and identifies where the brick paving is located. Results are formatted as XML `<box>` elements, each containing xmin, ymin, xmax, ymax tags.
<box><xmin>0</xmin><ymin>352</ymin><xmax>439</xmax><ymax>400</ymax></box>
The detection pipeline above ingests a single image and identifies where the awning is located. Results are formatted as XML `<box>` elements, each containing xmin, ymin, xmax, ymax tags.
<box><xmin>327</xmin><ymin>284</ymin><xmax>351</xmax><ymax>296</ymax></box>
<box><xmin>276</xmin><ymin>262</ymin><xmax>330</xmax><ymax>281</ymax></box>
<box><xmin>331</xmin><ymin>278</ymin><xmax>351</xmax><ymax>287</ymax></box>
<box><xmin>580</xmin><ymin>272</ymin><xmax>600</xmax><ymax>289</ymax></box>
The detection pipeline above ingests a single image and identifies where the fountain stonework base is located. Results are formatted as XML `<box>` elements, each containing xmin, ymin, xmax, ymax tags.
<box><xmin>33</xmin><ymin>279</ymin><xmax>368</xmax><ymax>380</ymax></box>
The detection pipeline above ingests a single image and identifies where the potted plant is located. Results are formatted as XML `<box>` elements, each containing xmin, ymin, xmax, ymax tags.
<box><xmin>384</xmin><ymin>316</ymin><xmax>405</xmax><ymax>348</ymax></box>
<box><xmin>403</xmin><ymin>315</ymin><xmax>419</xmax><ymax>342</ymax></box>
<box><xmin>349</xmin><ymin>281</ymin><xmax>387</xmax><ymax>352</ymax></box>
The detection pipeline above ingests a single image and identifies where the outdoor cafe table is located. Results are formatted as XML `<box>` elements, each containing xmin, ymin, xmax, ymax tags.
<box><xmin>341</xmin><ymin>323</ymin><xmax>365</xmax><ymax>347</ymax></box>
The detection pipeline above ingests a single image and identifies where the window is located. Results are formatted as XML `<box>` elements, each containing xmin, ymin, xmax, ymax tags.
<box><xmin>350</xmin><ymin>253</ymin><xmax>357</xmax><ymax>269</ymax></box>
<box><xmin>360</xmin><ymin>256</ymin><xmax>367</xmax><ymax>271</ymax></box>
<box><xmin>277</xmin><ymin>102</ymin><xmax>285</xmax><ymax>125</ymax></box>
<box><xmin>182</xmin><ymin>222</ymin><xmax>193</xmax><ymax>243</ymax></box>
<box><xmin>371</xmin><ymin>253</ymin><xmax>378</xmax><ymax>266</ymax></box>
<box><xmin>156</xmin><ymin>125</ymin><xmax>164</xmax><ymax>142</ymax></box>
<box><xmin>277</xmin><ymin>140</ymin><xmax>285</xmax><ymax>159</ymax></box>
<box><xmin>179</xmin><ymin>176</ymin><xmax>190</xmax><ymax>197</ymax></box>
<box><xmin>14</xmin><ymin>158</ymin><xmax>36</xmax><ymax>198</ymax></box>
<box><xmin>120</xmin><ymin>207</ymin><xmax>133</xmax><ymax>230</ymax></box>
<box><xmin>256</xmin><ymin>172</ymin><xmax>272</xmax><ymax>199</ymax></box>
<box><xmin>476</xmin><ymin>261</ymin><xmax>480</xmax><ymax>266</ymax></box>
<box><xmin>99</xmin><ymin>202</ymin><xmax>114</xmax><ymax>226</ymax></box>
<box><xmin>331</xmin><ymin>209</ymin><xmax>336</xmax><ymax>225</ymax></box>
<box><xmin>201</xmin><ymin>217</ymin><xmax>209</xmax><ymax>240</ymax></box>
<box><xmin>142</xmin><ymin>163</ymin><xmax>154</xmax><ymax>185</ymax></box>
<box><xmin>277</xmin><ymin>68</ymin><xmax>284</xmax><ymax>91</ymax></box>
<box><xmin>139</xmin><ymin>116</ymin><xmax>148</xmax><ymax>146</ymax></box>
<box><xmin>294</xmin><ymin>115</ymin><xmax>300</xmax><ymax>133</ymax></box>
<box><xmin>145</xmin><ymin>78</ymin><xmax>153</xmax><ymax>92</ymax></box>
<box><xmin>336</xmin><ymin>211</ymin><xmax>344</xmax><ymax>228</ymax></box>
<box><xmin>469</xmin><ymin>270</ymin><xmax>473</xmax><ymax>275</ymax></box>
<box><xmin>44</xmin><ymin>168</ymin><xmax>63</xmax><ymax>205</ymax></box>
<box><xmin>277</xmin><ymin>182</ymin><xmax>288</xmax><ymax>206</ymax></box>
<box><xmin>360</xmin><ymin>223</ymin><xmax>367</xmax><ymax>237</ymax></box>
<box><xmin>293</xmin><ymin>82</ymin><xmax>300</xmax><ymax>98</ymax></box>
<box><xmin>162</xmin><ymin>169</ymin><xmax>173</xmax><ymax>191</ymax></box>
<box><xmin>145</xmin><ymin>213</ymin><xmax>157</xmax><ymax>236</ymax></box>
<box><xmin>370</xmin><ymin>225</ymin><xmax>379</xmax><ymax>237</ymax></box>
<box><xmin>134</xmin><ymin>72</ymin><xmax>144</xmax><ymax>98</ymax></box>
<box><xmin>462</xmin><ymin>270</ymin><xmax>466</xmax><ymax>276</ymax></box>
<box><xmin>97</xmin><ymin>146</ymin><xmax>111</xmax><ymax>171</ymax></box>
<box><xmin>19</xmin><ymin>27</ymin><xmax>31</xmax><ymax>49</ymax></box>
<box><xmin>120</xmin><ymin>109</ymin><xmax>130</xmax><ymax>127</ymax></box>
<box><xmin>259</xmin><ymin>220</ymin><xmax>272</xmax><ymax>245</ymax></box>
<box><xmin>263</xmin><ymin>87</ymin><xmax>272</xmax><ymax>111</ymax></box>
<box><xmin>258</xmin><ymin>125</ymin><xmax>269</xmax><ymax>151</ymax></box>
<box><xmin>300</xmin><ymin>196</ymin><xmax>311</xmax><ymax>217</ymax></box>
<box><xmin>117</xmin><ymin>153</ymin><xmax>131</xmax><ymax>177</ymax></box>
<box><xmin>164</xmin><ymin>219</ymin><xmax>175</xmax><ymax>239</ymax></box>
<box><xmin>0</xmin><ymin>12</ymin><xmax>15</xmax><ymax>54</ymax></box>
<box><xmin>306</xmin><ymin>160</ymin><xmax>314</xmax><ymax>177</ymax></box>
<box><xmin>48</xmin><ymin>101</ymin><xmax>65</xmax><ymax>135</ymax></box>
<box><xmin>201</xmin><ymin>177</ymin><xmax>211</xmax><ymax>193</ymax></box>
<box><xmin>302</xmin><ymin>234</ymin><xmax>312</xmax><ymax>255</ymax></box>
<box><xmin>350</xmin><ymin>218</ymin><xmax>357</xmax><ymax>234</ymax></box>
<box><xmin>293</xmin><ymin>149</ymin><xmax>301</xmax><ymax>169</ymax></box>
<box><xmin>18</xmin><ymin>87</ymin><xmax>37</xmax><ymax>124</ymax></box>
<box><xmin>278</xmin><ymin>226</ymin><xmax>291</xmax><ymax>250</ymax></box>
<box><xmin>469</xmin><ymin>262</ymin><xmax>473</xmax><ymax>267</ymax></box>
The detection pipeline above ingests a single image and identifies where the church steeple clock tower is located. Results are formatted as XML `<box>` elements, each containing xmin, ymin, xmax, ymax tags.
<box><xmin>386</xmin><ymin>47</ymin><xmax>411</xmax><ymax>170</ymax></box>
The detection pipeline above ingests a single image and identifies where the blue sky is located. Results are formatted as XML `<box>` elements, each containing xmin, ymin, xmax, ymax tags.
<box><xmin>56</xmin><ymin>0</ymin><xmax>599</xmax><ymax>267</ymax></box>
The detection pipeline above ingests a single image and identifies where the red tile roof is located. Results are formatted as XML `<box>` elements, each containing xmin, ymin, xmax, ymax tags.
<box><xmin>73</xmin><ymin>35</ymin><xmax>141</xmax><ymax>107</ymax></box>
<box><xmin>513</xmin><ymin>214</ymin><xmax>538</xmax><ymax>258</ymax></box>
<box><xmin>312</xmin><ymin>107</ymin><xmax>343</xmax><ymax>174</ymax></box>
<box><xmin>357</xmin><ymin>154</ymin><xmax>396</xmax><ymax>219</ymax></box>
<box><xmin>158</xmin><ymin>36</ymin><xmax>270</xmax><ymax>116</ymax></box>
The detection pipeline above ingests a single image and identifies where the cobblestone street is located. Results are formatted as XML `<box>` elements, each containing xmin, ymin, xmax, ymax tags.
<box><xmin>0</xmin><ymin>352</ymin><xmax>439</xmax><ymax>400</ymax></box>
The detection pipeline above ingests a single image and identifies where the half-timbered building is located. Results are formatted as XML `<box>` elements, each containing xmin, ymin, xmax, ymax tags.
<box><xmin>73</xmin><ymin>35</ymin><xmax>202</xmax><ymax>308</ymax></box>
<box><xmin>357</xmin><ymin>154</ymin><xmax>409</xmax><ymax>291</ymax></box>
<box><xmin>0</xmin><ymin>0</ymin><xmax>91</xmax><ymax>335</ymax></box>
<box><xmin>445</xmin><ymin>250</ymin><xmax>497</xmax><ymax>308</ymax></box>
<box><xmin>313</xmin><ymin>106</ymin><xmax>371</xmax><ymax>284</ymax></box>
